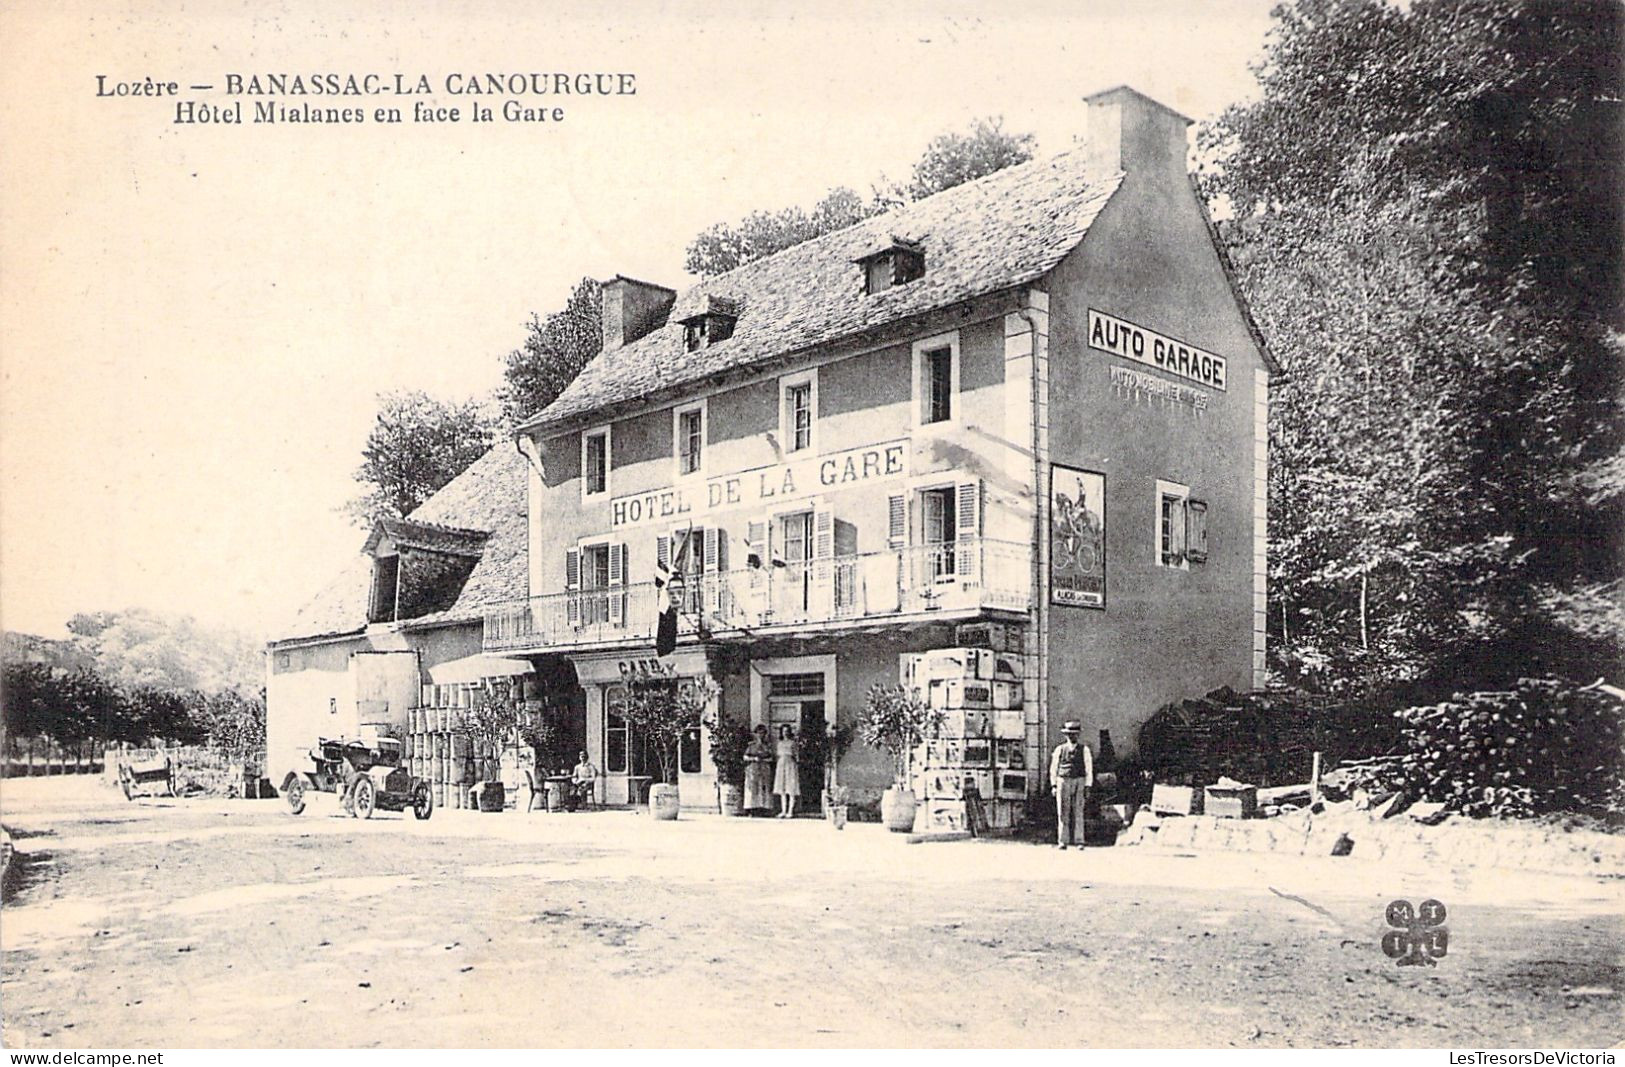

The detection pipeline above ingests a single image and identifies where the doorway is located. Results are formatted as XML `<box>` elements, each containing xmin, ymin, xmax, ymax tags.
<box><xmin>766</xmin><ymin>673</ymin><xmax>827</xmax><ymax>812</ymax></box>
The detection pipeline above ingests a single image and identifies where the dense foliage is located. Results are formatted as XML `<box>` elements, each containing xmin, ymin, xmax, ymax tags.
<box><xmin>1201</xmin><ymin>0</ymin><xmax>1623</xmax><ymax>698</ymax></box>
<box><xmin>347</xmin><ymin>390</ymin><xmax>499</xmax><ymax>528</ymax></box>
<box><xmin>859</xmin><ymin>684</ymin><xmax>940</xmax><ymax>786</ymax></box>
<box><xmin>496</xmin><ymin>277</ymin><xmax>603</xmax><ymax>426</ymax></box>
<box><xmin>684</xmin><ymin>116</ymin><xmax>1034</xmax><ymax>276</ymax></box>
<box><xmin>621</xmin><ymin>676</ymin><xmax>715</xmax><ymax>785</ymax></box>
<box><xmin>3</xmin><ymin>610</ymin><xmax>267</xmax><ymax>756</ymax></box>
<box><xmin>704</xmin><ymin>710</ymin><xmax>753</xmax><ymax>787</ymax></box>
<box><xmin>1392</xmin><ymin>679</ymin><xmax>1625</xmax><ymax>817</ymax></box>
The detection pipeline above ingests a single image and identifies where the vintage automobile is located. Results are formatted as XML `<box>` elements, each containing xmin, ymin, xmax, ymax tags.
<box><xmin>283</xmin><ymin>733</ymin><xmax>433</xmax><ymax>820</ymax></box>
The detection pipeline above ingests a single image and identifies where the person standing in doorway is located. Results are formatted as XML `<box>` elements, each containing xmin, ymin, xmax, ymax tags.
<box><xmin>1049</xmin><ymin>720</ymin><xmax>1093</xmax><ymax>849</ymax></box>
<box><xmin>743</xmin><ymin>724</ymin><xmax>774</xmax><ymax>815</ymax></box>
<box><xmin>773</xmin><ymin>724</ymin><xmax>800</xmax><ymax>819</ymax></box>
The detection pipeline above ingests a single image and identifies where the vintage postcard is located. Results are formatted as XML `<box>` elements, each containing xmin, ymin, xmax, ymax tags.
<box><xmin>2</xmin><ymin>0</ymin><xmax>1620</xmax><ymax>1056</ymax></box>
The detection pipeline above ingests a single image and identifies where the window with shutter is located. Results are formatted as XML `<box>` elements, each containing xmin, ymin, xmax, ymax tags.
<box><xmin>887</xmin><ymin>494</ymin><xmax>907</xmax><ymax>549</ymax></box>
<box><xmin>565</xmin><ymin>548</ymin><xmax>581</xmax><ymax>628</ymax></box>
<box><xmin>955</xmin><ymin>480</ymin><xmax>981</xmax><ymax>581</ymax></box>
<box><xmin>921</xmin><ymin>487</ymin><xmax>956</xmax><ymax>581</ymax></box>
<box><xmin>1156</xmin><ymin>480</ymin><xmax>1190</xmax><ymax>569</ymax></box>
<box><xmin>811</xmin><ymin>508</ymin><xmax>835</xmax><ymax>615</ymax></box>
<box><xmin>608</xmin><ymin>543</ymin><xmax>626</xmax><ymax>626</ymax></box>
<box><xmin>833</xmin><ymin>519</ymin><xmax>859</xmax><ymax>613</ymax></box>
<box><xmin>1186</xmin><ymin>500</ymin><xmax>1208</xmax><ymax>564</ymax></box>
<box><xmin>703</xmin><ymin>527</ymin><xmax>730</xmax><ymax>614</ymax></box>
<box><xmin>746</xmin><ymin>520</ymin><xmax>766</xmax><ymax>570</ymax></box>
<box><xmin>745</xmin><ymin>519</ymin><xmax>768</xmax><ymax>622</ymax></box>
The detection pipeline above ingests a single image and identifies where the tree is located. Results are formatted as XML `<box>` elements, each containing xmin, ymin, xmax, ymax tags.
<box><xmin>893</xmin><ymin>116</ymin><xmax>1035</xmax><ymax>203</ymax></box>
<box><xmin>348</xmin><ymin>390</ymin><xmax>498</xmax><ymax>527</ymax></box>
<box><xmin>859</xmin><ymin>684</ymin><xmax>941</xmax><ymax>788</ymax></box>
<box><xmin>685</xmin><ymin>187</ymin><xmax>883</xmax><ymax>277</ymax></box>
<box><xmin>198</xmin><ymin>689</ymin><xmax>266</xmax><ymax>763</ymax></box>
<box><xmin>684</xmin><ymin>117</ymin><xmax>1035</xmax><ymax>276</ymax></box>
<box><xmin>497</xmin><ymin>277</ymin><xmax>603</xmax><ymax>425</ymax></box>
<box><xmin>620</xmin><ymin>675</ymin><xmax>714</xmax><ymax>786</ymax></box>
<box><xmin>1200</xmin><ymin>0</ymin><xmax>1624</xmax><ymax>696</ymax></box>
<box><xmin>67</xmin><ymin>608</ymin><xmax>263</xmax><ymax>697</ymax></box>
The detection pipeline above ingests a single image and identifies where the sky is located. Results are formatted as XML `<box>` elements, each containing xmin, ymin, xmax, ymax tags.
<box><xmin>0</xmin><ymin>0</ymin><xmax>1279</xmax><ymax>642</ymax></box>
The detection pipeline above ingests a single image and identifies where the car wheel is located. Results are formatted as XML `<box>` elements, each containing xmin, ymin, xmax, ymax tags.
<box><xmin>352</xmin><ymin>776</ymin><xmax>376</xmax><ymax>820</ymax></box>
<box><xmin>411</xmin><ymin>781</ymin><xmax>434</xmax><ymax>821</ymax></box>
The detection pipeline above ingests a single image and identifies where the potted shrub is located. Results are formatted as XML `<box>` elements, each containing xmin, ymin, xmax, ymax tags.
<box><xmin>622</xmin><ymin>674</ymin><xmax>715</xmax><ymax>820</ymax></box>
<box><xmin>826</xmin><ymin>784</ymin><xmax>852</xmax><ymax>829</ymax></box>
<box><xmin>460</xmin><ymin>685</ymin><xmax>521</xmax><ymax>812</ymax></box>
<box><xmin>798</xmin><ymin>721</ymin><xmax>854</xmax><ymax>814</ymax></box>
<box><xmin>705</xmin><ymin>711</ymin><xmax>752</xmax><ymax>816</ymax></box>
<box><xmin>860</xmin><ymin>683</ymin><xmax>940</xmax><ymax>832</ymax></box>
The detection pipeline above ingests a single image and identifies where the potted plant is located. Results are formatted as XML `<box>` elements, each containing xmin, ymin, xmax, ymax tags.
<box><xmin>460</xmin><ymin>685</ymin><xmax>521</xmax><ymax>812</ymax></box>
<box><xmin>516</xmin><ymin>701</ymin><xmax>568</xmax><ymax>811</ymax></box>
<box><xmin>860</xmin><ymin>683</ymin><xmax>940</xmax><ymax>832</ymax></box>
<box><xmin>826</xmin><ymin>784</ymin><xmax>852</xmax><ymax>829</ymax></box>
<box><xmin>705</xmin><ymin>710</ymin><xmax>752</xmax><ymax>816</ymax></box>
<box><xmin>622</xmin><ymin>674</ymin><xmax>716</xmax><ymax>820</ymax></box>
<box><xmin>798</xmin><ymin>720</ymin><xmax>854</xmax><ymax>814</ymax></box>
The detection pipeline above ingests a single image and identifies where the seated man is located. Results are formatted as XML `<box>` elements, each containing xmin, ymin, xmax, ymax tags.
<box><xmin>569</xmin><ymin>750</ymin><xmax>597</xmax><ymax>810</ymax></box>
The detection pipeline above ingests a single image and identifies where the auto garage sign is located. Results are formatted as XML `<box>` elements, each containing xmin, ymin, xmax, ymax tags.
<box><xmin>1088</xmin><ymin>309</ymin><xmax>1227</xmax><ymax>391</ymax></box>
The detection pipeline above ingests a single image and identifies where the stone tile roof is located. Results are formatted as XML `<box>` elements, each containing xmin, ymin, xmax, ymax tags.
<box><xmin>521</xmin><ymin>148</ymin><xmax>1124</xmax><ymax>433</ymax></box>
<box><xmin>363</xmin><ymin>516</ymin><xmax>488</xmax><ymax>559</ymax></box>
<box><xmin>274</xmin><ymin>444</ymin><xmax>529</xmax><ymax>644</ymax></box>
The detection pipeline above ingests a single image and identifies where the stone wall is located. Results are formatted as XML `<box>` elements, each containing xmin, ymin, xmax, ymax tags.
<box><xmin>1119</xmin><ymin>807</ymin><xmax>1625</xmax><ymax>878</ymax></box>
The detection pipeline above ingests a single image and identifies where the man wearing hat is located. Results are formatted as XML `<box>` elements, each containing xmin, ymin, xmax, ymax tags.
<box><xmin>1049</xmin><ymin>721</ymin><xmax>1094</xmax><ymax>849</ymax></box>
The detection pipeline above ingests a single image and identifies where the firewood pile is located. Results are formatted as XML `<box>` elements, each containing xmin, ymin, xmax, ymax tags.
<box><xmin>1134</xmin><ymin>687</ymin><xmax>1396</xmax><ymax>789</ymax></box>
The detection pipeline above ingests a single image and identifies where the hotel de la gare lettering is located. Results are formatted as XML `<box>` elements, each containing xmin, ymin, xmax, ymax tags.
<box><xmin>267</xmin><ymin>87</ymin><xmax>1277</xmax><ymax>828</ymax></box>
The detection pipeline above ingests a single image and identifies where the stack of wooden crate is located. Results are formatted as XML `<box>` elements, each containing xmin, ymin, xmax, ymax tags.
<box><xmin>902</xmin><ymin>645</ymin><xmax>1027</xmax><ymax>832</ymax></box>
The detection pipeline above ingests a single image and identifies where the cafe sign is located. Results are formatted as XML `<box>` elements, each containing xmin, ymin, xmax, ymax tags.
<box><xmin>1088</xmin><ymin>309</ymin><xmax>1227</xmax><ymax>391</ymax></box>
<box><xmin>610</xmin><ymin>438</ymin><xmax>909</xmax><ymax>530</ymax></box>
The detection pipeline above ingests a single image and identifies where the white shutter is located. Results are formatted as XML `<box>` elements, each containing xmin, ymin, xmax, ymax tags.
<box><xmin>1186</xmin><ymin>500</ymin><xmax>1208</xmax><ymax>564</ymax></box>
<box><xmin>608</xmin><ymin>543</ymin><xmax>625</xmax><ymax>626</ymax></box>
<box><xmin>1168</xmin><ymin>498</ymin><xmax>1188</xmax><ymax>565</ymax></box>
<box><xmin>833</xmin><ymin>519</ymin><xmax>859</xmax><ymax>614</ymax></box>
<box><xmin>745</xmin><ymin>519</ymin><xmax>768</xmax><ymax>623</ymax></box>
<box><xmin>887</xmin><ymin>493</ymin><xmax>907</xmax><ymax>549</ymax></box>
<box><xmin>703</xmin><ymin>527</ymin><xmax>724</xmax><ymax>614</ymax></box>
<box><xmin>656</xmin><ymin>535</ymin><xmax>671</xmax><ymax>572</ymax></box>
<box><xmin>565</xmin><ymin>548</ymin><xmax>581</xmax><ymax>629</ymax></box>
<box><xmin>812</xmin><ymin>507</ymin><xmax>835</xmax><ymax>604</ymax></box>
<box><xmin>955</xmin><ymin>480</ymin><xmax>981</xmax><ymax>581</ymax></box>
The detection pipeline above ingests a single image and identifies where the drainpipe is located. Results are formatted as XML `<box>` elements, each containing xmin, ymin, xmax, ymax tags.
<box><xmin>1015</xmin><ymin>302</ymin><xmax>1047</xmax><ymax>795</ymax></box>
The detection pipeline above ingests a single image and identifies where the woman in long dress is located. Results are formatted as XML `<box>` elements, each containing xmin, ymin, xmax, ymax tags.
<box><xmin>743</xmin><ymin>724</ymin><xmax>774</xmax><ymax>815</ymax></box>
<box><xmin>773</xmin><ymin>724</ymin><xmax>800</xmax><ymax>819</ymax></box>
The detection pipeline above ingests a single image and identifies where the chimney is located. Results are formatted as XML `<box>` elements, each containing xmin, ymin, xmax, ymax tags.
<box><xmin>1083</xmin><ymin>86</ymin><xmax>1193</xmax><ymax>180</ymax></box>
<box><xmin>600</xmin><ymin>275</ymin><xmax>676</xmax><ymax>349</ymax></box>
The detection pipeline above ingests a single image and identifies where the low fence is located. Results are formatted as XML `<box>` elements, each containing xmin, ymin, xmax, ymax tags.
<box><xmin>2</xmin><ymin>738</ymin><xmax>106</xmax><ymax>778</ymax></box>
<box><xmin>101</xmin><ymin>744</ymin><xmax>266</xmax><ymax>797</ymax></box>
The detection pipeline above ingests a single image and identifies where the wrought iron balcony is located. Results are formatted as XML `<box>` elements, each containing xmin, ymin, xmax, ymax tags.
<box><xmin>483</xmin><ymin>539</ymin><xmax>1033</xmax><ymax>653</ymax></box>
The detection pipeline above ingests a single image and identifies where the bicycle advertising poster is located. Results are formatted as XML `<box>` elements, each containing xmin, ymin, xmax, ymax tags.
<box><xmin>1050</xmin><ymin>464</ymin><xmax>1104</xmax><ymax>608</ymax></box>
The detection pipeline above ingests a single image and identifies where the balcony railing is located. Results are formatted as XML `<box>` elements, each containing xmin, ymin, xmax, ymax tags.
<box><xmin>484</xmin><ymin>539</ymin><xmax>1032</xmax><ymax>653</ymax></box>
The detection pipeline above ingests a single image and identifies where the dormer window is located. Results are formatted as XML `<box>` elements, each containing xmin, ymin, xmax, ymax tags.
<box><xmin>679</xmin><ymin>295</ymin><xmax>740</xmax><ymax>352</ymax></box>
<box><xmin>857</xmin><ymin>237</ymin><xmax>925</xmax><ymax>295</ymax></box>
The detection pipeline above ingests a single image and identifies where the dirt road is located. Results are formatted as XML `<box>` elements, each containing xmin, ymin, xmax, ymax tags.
<box><xmin>2</xmin><ymin>776</ymin><xmax>1620</xmax><ymax>1048</ymax></box>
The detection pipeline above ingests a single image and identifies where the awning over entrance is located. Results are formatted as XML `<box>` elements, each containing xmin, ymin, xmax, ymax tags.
<box><xmin>427</xmin><ymin>653</ymin><xmax>535</xmax><ymax>685</ymax></box>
